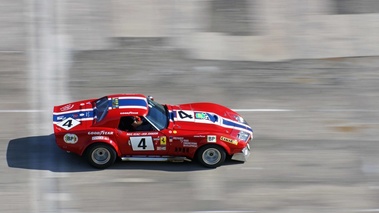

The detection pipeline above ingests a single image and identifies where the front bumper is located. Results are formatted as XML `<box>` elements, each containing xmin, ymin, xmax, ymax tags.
<box><xmin>231</xmin><ymin>143</ymin><xmax>250</xmax><ymax>162</ymax></box>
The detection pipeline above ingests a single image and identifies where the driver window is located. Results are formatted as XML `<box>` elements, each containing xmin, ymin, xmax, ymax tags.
<box><xmin>118</xmin><ymin>116</ymin><xmax>155</xmax><ymax>132</ymax></box>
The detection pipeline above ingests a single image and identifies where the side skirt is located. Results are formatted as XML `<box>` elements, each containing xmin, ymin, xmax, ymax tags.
<box><xmin>121</xmin><ymin>156</ymin><xmax>191</xmax><ymax>162</ymax></box>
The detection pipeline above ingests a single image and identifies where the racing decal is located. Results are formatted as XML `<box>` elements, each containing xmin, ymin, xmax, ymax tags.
<box><xmin>160</xmin><ymin>136</ymin><xmax>167</xmax><ymax>145</ymax></box>
<box><xmin>157</xmin><ymin>146</ymin><xmax>166</xmax><ymax>151</ymax></box>
<box><xmin>207</xmin><ymin>135</ymin><xmax>216</xmax><ymax>143</ymax></box>
<box><xmin>63</xmin><ymin>133</ymin><xmax>78</xmax><ymax>144</ymax></box>
<box><xmin>108</xmin><ymin>97</ymin><xmax>148</xmax><ymax>110</ymax></box>
<box><xmin>53</xmin><ymin>109</ymin><xmax>94</xmax><ymax>123</ymax></box>
<box><xmin>195</xmin><ymin>112</ymin><xmax>218</xmax><ymax>123</ymax></box>
<box><xmin>120</xmin><ymin>111</ymin><xmax>138</xmax><ymax>115</ymax></box>
<box><xmin>56</xmin><ymin>117</ymin><xmax>80</xmax><ymax>130</ymax></box>
<box><xmin>88</xmin><ymin>131</ymin><xmax>114</xmax><ymax>135</ymax></box>
<box><xmin>130</xmin><ymin>136</ymin><xmax>154</xmax><ymax>151</ymax></box>
<box><xmin>170</xmin><ymin>109</ymin><xmax>253</xmax><ymax>135</ymax></box>
<box><xmin>183</xmin><ymin>141</ymin><xmax>197</xmax><ymax>148</ymax></box>
<box><xmin>112</xmin><ymin>98</ymin><xmax>119</xmax><ymax>109</ymax></box>
<box><xmin>126</xmin><ymin>132</ymin><xmax>158</xmax><ymax>136</ymax></box>
<box><xmin>220</xmin><ymin>136</ymin><xmax>238</xmax><ymax>145</ymax></box>
<box><xmin>60</xmin><ymin>104</ymin><xmax>74</xmax><ymax>111</ymax></box>
<box><xmin>173</xmin><ymin>110</ymin><xmax>195</xmax><ymax>122</ymax></box>
<box><xmin>92</xmin><ymin>136</ymin><xmax>109</xmax><ymax>141</ymax></box>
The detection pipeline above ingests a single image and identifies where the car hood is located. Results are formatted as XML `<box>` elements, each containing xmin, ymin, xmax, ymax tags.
<box><xmin>168</xmin><ymin>102</ymin><xmax>253</xmax><ymax>134</ymax></box>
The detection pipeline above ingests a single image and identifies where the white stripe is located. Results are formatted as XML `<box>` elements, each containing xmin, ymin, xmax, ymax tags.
<box><xmin>119</xmin><ymin>105</ymin><xmax>147</xmax><ymax>109</ymax></box>
<box><xmin>118</xmin><ymin>96</ymin><xmax>147</xmax><ymax>100</ymax></box>
<box><xmin>53</xmin><ymin>117</ymin><xmax>93</xmax><ymax>124</ymax></box>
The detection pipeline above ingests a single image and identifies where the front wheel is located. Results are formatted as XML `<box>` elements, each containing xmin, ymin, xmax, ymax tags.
<box><xmin>197</xmin><ymin>145</ymin><xmax>226</xmax><ymax>168</ymax></box>
<box><xmin>86</xmin><ymin>144</ymin><xmax>116</xmax><ymax>169</ymax></box>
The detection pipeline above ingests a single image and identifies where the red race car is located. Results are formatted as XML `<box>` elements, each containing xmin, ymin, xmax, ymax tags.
<box><xmin>53</xmin><ymin>94</ymin><xmax>253</xmax><ymax>169</ymax></box>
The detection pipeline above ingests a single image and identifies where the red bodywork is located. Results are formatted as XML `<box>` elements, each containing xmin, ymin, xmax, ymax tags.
<box><xmin>53</xmin><ymin>94</ymin><xmax>253</xmax><ymax>162</ymax></box>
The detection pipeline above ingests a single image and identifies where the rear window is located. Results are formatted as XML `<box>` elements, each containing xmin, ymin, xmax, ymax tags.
<box><xmin>95</xmin><ymin>97</ymin><xmax>109</xmax><ymax>122</ymax></box>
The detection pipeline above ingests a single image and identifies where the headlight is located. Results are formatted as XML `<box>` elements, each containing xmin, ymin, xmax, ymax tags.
<box><xmin>238</xmin><ymin>131</ymin><xmax>250</xmax><ymax>142</ymax></box>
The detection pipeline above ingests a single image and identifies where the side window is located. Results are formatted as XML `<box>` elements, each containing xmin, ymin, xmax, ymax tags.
<box><xmin>118</xmin><ymin>116</ymin><xmax>155</xmax><ymax>132</ymax></box>
<box><xmin>118</xmin><ymin>116</ymin><xmax>135</xmax><ymax>131</ymax></box>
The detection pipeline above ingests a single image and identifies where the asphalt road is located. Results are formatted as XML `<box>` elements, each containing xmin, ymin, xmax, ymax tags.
<box><xmin>1</xmin><ymin>47</ymin><xmax>379</xmax><ymax>213</ymax></box>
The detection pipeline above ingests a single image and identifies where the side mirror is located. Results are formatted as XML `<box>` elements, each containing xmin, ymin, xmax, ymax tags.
<box><xmin>147</xmin><ymin>95</ymin><xmax>154</xmax><ymax>101</ymax></box>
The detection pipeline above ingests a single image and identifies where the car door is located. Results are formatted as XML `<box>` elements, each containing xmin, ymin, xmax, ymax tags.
<box><xmin>116</xmin><ymin>116</ymin><xmax>169</xmax><ymax>156</ymax></box>
<box><xmin>127</xmin><ymin>131</ymin><xmax>169</xmax><ymax>155</ymax></box>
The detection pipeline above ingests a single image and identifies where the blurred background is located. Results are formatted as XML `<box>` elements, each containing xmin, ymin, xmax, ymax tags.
<box><xmin>1</xmin><ymin>0</ymin><xmax>379</xmax><ymax>212</ymax></box>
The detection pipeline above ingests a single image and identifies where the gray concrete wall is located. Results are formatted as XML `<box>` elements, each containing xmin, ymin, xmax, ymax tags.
<box><xmin>110</xmin><ymin>0</ymin><xmax>379</xmax><ymax>61</ymax></box>
<box><xmin>0</xmin><ymin>1</ymin><xmax>25</xmax><ymax>51</ymax></box>
<box><xmin>2</xmin><ymin>0</ymin><xmax>379</xmax><ymax>60</ymax></box>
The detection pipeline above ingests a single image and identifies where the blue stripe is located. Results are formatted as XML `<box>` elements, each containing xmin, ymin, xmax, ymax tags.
<box><xmin>119</xmin><ymin>99</ymin><xmax>147</xmax><ymax>107</ymax></box>
<box><xmin>169</xmin><ymin>111</ymin><xmax>176</xmax><ymax>120</ymax></box>
<box><xmin>53</xmin><ymin>110</ymin><xmax>94</xmax><ymax>122</ymax></box>
<box><xmin>223</xmin><ymin>119</ymin><xmax>253</xmax><ymax>132</ymax></box>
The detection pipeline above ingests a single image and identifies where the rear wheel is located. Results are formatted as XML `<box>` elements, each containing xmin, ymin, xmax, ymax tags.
<box><xmin>86</xmin><ymin>144</ymin><xmax>116</xmax><ymax>169</ymax></box>
<box><xmin>197</xmin><ymin>145</ymin><xmax>226</xmax><ymax>168</ymax></box>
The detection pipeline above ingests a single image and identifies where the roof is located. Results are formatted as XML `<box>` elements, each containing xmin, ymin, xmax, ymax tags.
<box><xmin>106</xmin><ymin>94</ymin><xmax>149</xmax><ymax>116</ymax></box>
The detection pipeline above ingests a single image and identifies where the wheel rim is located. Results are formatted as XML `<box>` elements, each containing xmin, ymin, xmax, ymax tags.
<box><xmin>91</xmin><ymin>147</ymin><xmax>111</xmax><ymax>165</ymax></box>
<box><xmin>202</xmin><ymin>148</ymin><xmax>221</xmax><ymax>165</ymax></box>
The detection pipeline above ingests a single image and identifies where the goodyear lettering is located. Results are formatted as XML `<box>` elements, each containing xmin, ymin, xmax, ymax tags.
<box><xmin>88</xmin><ymin>131</ymin><xmax>114</xmax><ymax>135</ymax></box>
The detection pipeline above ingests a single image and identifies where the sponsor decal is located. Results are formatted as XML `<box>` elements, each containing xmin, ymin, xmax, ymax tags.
<box><xmin>160</xmin><ymin>136</ymin><xmax>167</xmax><ymax>145</ymax></box>
<box><xmin>207</xmin><ymin>135</ymin><xmax>216</xmax><ymax>143</ymax></box>
<box><xmin>120</xmin><ymin>111</ymin><xmax>138</xmax><ymax>115</ymax></box>
<box><xmin>172</xmin><ymin>109</ymin><xmax>252</xmax><ymax>135</ymax></box>
<box><xmin>112</xmin><ymin>98</ymin><xmax>119</xmax><ymax>109</ymax></box>
<box><xmin>88</xmin><ymin>131</ymin><xmax>114</xmax><ymax>135</ymax></box>
<box><xmin>126</xmin><ymin>132</ymin><xmax>159</xmax><ymax>136</ymax></box>
<box><xmin>175</xmin><ymin>110</ymin><xmax>194</xmax><ymax>122</ymax></box>
<box><xmin>60</xmin><ymin>104</ymin><xmax>74</xmax><ymax>111</ymax></box>
<box><xmin>194</xmin><ymin>135</ymin><xmax>205</xmax><ymax>138</ymax></box>
<box><xmin>195</xmin><ymin>112</ymin><xmax>207</xmax><ymax>119</ymax></box>
<box><xmin>220</xmin><ymin>136</ymin><xmax>238</xmax><ymax>145</ymax></box>
<box><xmin>183</xmin><ymin>141</ymin><xmax>197</xmax><ymax>148</ymax></box>
<box><xmin>92</xmin><ymin>136</ymin><xmax>109</xmax><ymax>141</ymax></box>
<box><xmin>56</xmin><ymin>117</ymin><xmax>80</xmax><ymax>130</ymax></box>
<box><xmin>172</xmin><ymin>137</ymin><xmax>184</xmax><ymax>140</ymax></box>
<box><xmin>157</xmin><ymin>146</ymin><xmax>166</xmax><ymax>151</ymax></box>
<box><xmin>63</xmin><ymin>133</ymin><xmax>78</xmax><ymax>144</ymax></box>
<box><xmin>57</xmin><ymin>116</ymin><xmax>66</xmax><ymax>121</ymax></box>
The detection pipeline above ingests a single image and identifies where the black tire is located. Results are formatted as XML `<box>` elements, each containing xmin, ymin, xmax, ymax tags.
<box><xmin>197</xmin><ymin>145</ymin><xmax>226</xmax><ymax>168</ymax></box>
<box><xmin>86</xmin><ymin>144</ymin><xmax>116</xmax><ymax>169</ymax></box>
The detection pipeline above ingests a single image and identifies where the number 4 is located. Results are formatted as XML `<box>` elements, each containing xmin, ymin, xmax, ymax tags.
<box><xmin>138</xmin><ymin>138</ymin><xmax>147</xmax><ymax>149</ymax></box>
<box><xmin>63</xmin><ymin>119</ymin><xmax>73</xmax><ymax>127</ymax></box>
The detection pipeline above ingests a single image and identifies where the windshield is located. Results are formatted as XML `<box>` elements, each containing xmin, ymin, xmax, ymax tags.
<box><xmin>95</xmin><ymin>96</ymin><xmax>109</xmax><ymax>122</ymax></box>
<box><xmin>146</xmin><ymin>99</ymin><xmax>168</xmax><ymax>130</ymax></box>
